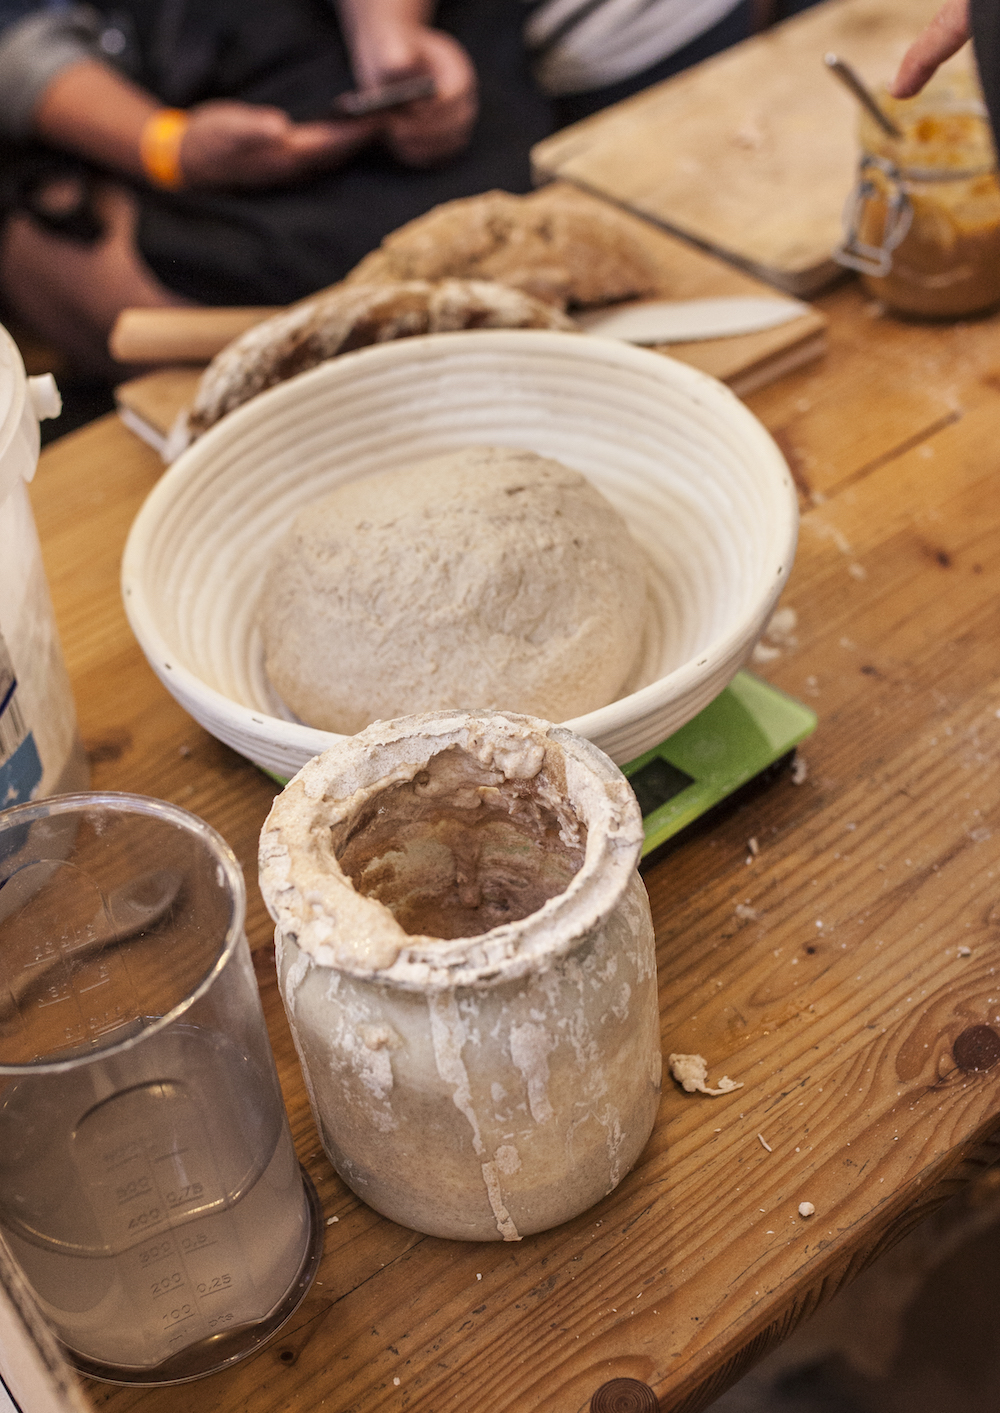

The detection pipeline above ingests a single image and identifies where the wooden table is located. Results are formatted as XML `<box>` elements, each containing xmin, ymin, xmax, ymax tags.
<box><xmin>29</xmin><ymin>275</ymin><xmax>1000</xmax><ymax>1413</ymax></box>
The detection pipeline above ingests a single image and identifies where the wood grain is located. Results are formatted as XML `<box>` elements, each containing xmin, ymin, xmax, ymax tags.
<box><xmin>27</xmin><ymin>274</ymin><xmax>1000</xmax><ymax>1412</ymax></box>
<box><xmin>530</xmin><ymin>0</ymin><xmax>970</xmax><ymax>294</ymax></box>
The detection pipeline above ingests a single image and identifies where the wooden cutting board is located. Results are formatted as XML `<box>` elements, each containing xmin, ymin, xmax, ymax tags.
<box><xmin>115</xmin><ymin>184</ymin><xmax>826</xmax><ymax>454</ymax></box>
<box><xmin>531</xmin><ymin>0</ymin><xmax>974</xmax><ymax>295</ymax></box>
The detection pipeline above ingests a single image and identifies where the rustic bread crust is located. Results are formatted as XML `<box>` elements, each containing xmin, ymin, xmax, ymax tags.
<box><xmin>344</xmin><ymin>187</ymin><xmax>662</xmax><ymax>309</ymax></box>
<box><xmin>184</xmin><ymin>278</ymin><xmax>575</xmax><ymax>440</ymax></box>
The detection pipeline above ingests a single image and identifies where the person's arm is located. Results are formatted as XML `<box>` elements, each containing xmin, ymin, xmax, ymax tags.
<box><xmin>0</xmin><ymin>5</ymin><xmax>102</xmax><ymax>139</ymax></box>
<box><xmin>890</xmin><ymin>0</ymin><xmax>970</xmax><ymax>98</ymax></box>
<box><xmin>33</xmin><ymin>58</ymin><xmax>382</xmax><ymax>188</ymax></box>
<box><xmin>336</xmin><ymin>0</ymin><xmax>478</xmax><ymax>166</ymax></box>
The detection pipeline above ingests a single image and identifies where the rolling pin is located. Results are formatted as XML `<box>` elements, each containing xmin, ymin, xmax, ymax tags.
<box><xmin>109</xmin><ymin>306</ymin><xmax>281</xmax><ymax>364</ymax></box>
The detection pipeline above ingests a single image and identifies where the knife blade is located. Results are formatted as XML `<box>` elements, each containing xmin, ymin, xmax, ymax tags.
<box><xmin>575</xmin><ymin>296</ymin><xmax>811</xmax><ymax>344</ymax></box>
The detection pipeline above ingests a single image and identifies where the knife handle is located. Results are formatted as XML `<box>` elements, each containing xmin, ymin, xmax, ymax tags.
<box><xmin>110</xmin><ymin>307</ymin><xmax>281</xmax><ymax>364</ymax></box>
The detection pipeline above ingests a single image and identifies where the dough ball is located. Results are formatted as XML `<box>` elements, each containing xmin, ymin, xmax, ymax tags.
<box><xmin>258</xmin><ymin>446</ymin><xmax>648</xmax><ymax>734</ymax></box>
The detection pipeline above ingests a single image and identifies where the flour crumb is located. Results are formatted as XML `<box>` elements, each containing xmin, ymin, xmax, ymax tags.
<box><xmin>735</xmin><ymin>903</ymin><xmax>760</xmax><ymax>921</ymax></box>
<box><xmin>791</xmin><ymin>755</ymin><xmax>808</xmax><ymax>785</ymax></box>
<box><xmin>767</xmin><ymin>607</ymin><xmax>798</xmax><ymax>644</ymax></box>
<box><xmin>326</xmin><ymin>1215</ymin><xmax>339</xmax><ymax>1225</ymax></box>
<box><xmin>757</xmin><ymin>1133</ymin><xmax>772</xmax><ymax>1153</ymax></box>
<box><xmin>668</xmin><ymin>1052</ymin><xmax>744</xmax><ymax>1096</ymax></box>
<box><xmin>958</xmin><ymin>945</ymin><xmax>972</xmax><ymax>957</ymax></box>
<box><xmin>753</xmin><ymin>606</ymin><xmax>798</xmax><ymax>663</ymax></box>
<box><xmin>798</xmin><ymin>1201</ymin><xmax>815</xmax><ymax>1218</ymax></box>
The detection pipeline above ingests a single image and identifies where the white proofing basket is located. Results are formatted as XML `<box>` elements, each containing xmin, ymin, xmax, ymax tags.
<box><xmin>122</xmin><ymin>330</ymin><xmax>798</xmax><ymax>775</ymax></box>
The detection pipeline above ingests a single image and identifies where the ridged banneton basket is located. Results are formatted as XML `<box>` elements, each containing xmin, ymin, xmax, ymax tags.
<box><xmin>121</xmin><ymin>330</ymin><xmax>798</xmax><ymax>775</ymax></box>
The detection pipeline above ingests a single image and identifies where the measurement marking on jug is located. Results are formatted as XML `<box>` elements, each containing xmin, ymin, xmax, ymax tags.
<box><xmin>139</xmin><ymin>1239</ymin><xmax>174</xmax><ymax>1266</ymax></box>
<box><xmin>116</xmin><ymin>1177</ymin><xmax>153</xmax><ymax>1205</ymax></box>
<box><xmin>196</xmin><ymin>1274</ymin><xmax>232</xmax><ymax>1297</ymax></box>
<box><xmin>167</xmin><ymin>1184</ymin><xmax>204</xmax><ymax>1208</ymax></box>
<box><xmin>128</xmin><ymin>1206</ymin><xmax>163</xmax><ymax>1231</ymax></box>
<box><xmin>104</xmin><ymin>1142</ymin><xmax>143</xmax><ymax>1170</ymax></box>
<box><xmin>151</xmin><ymin>1272</ymin><xmax>184</xmax><ymax>1298</ymax></box>
<box><xmin>181</xmin><ymin>1232</ymin><xmax>217</xmax><ymax>1254</ymax></box>
<box><xmin>154</xmin><ymin>1146</ymin><xmax>191</xmax><ymax>1163</ymax></box>
<box><xmin>77</xmin><ymin>975</ymin><xmax>112</xmax><ymax>995</ymax></box>
<box><xmin>36</xmin><ymin>988</ymin><xmax>72</xmax><ymax>1007</ymax></box>
<box><xmin>162</xmin><ymin>1304</ymin><xmax>197</xmax><ymax>1329</ymax></box>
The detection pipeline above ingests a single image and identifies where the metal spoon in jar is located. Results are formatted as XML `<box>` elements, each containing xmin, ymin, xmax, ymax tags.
<box><xmin>824</xmin><ymin>53</ymin><xmax>903</xmax><ymax>139</ymax></box>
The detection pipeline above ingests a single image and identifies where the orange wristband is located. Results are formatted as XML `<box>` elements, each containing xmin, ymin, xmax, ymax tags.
<box><xmin>139</xmin><ymin>108</ymin><xmax>189</xmax><ymax>189</ymax></box>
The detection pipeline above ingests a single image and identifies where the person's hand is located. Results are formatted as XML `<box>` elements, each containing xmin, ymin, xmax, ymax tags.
<box><xmin>890</xmin><ymin>0</ymin><xmax>970</xmax><ymax>99</ymax></box>
<box><xmin>179</xmin><ymin>100</ymin><xmax>382</xmax><ymax>187</ymax></box>
<box><xmin>351</xmin><ymin>23</ymin><xmax>478</xmax><ymax>167</ymax></box>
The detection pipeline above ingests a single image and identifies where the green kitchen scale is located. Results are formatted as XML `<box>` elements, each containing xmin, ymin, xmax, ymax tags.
<box><xmin>622</xmin><ymin>672</ymin><xmax>816</xmax><ymax>858</ymax></box>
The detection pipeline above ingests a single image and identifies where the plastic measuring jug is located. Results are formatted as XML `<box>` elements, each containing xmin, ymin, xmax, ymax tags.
<box><xmin>0</xmin><ymin>323</ymin><xmax>89</xmax><ymax>804</ymax></box>
<box><xmin>0</xmin><ymin>793</ymin><xmax>322</xmax><ymax>1385</ymax></box>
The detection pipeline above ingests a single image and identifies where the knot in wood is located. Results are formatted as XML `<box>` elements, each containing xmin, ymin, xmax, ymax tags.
<box><xmin>953</xmin><ymin>1024</ymin><xmax>1000</xmax><ymax>1072</ymax></box>
<box><xmin>590</xmin><ymin>1377</ymin><xmax>659</xmax><ymax>1412</ymax></box>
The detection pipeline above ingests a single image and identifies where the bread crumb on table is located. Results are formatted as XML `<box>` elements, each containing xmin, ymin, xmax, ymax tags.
<box><xmin>668</xmin><ymin>1053</ymin><xmax>744</xmax><ymax>1097</ymax></box>
<box><xmin>798</xmin><ymin>1201</ymin><xmax>815</xmax><ymax>1218</ymax></box>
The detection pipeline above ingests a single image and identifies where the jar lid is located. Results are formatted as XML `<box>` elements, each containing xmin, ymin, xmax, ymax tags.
<box><xmin>0</xmin><ymin>324</ymin><xmax>61</xmax><ymax>509</ymax></box>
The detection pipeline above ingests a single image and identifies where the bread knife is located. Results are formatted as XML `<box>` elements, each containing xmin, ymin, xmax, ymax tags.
<box><xmin>575</xmin><ymin>296</ymin><xmax>810</xmax><ymax>344</ymax></box>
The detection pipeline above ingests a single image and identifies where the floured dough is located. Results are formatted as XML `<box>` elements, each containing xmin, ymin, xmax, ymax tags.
<box><xmin>258</xmin><ymin>446</ymin><xmax>649</xmax><ymax>734</ymax></box>
<box><xmin>183</xmin><ymin>278</ymin><xmax>575</xmax><ymax>441</ymax></box>
<box><xmin>345</xmin><ymin>187</ymin><xmax>662</xmax><ymax>309</ymax></box>
<box><xmin>668</xmin><ymin>1053</ymin><xmax>744</xmax><ymax>1096</ymax></box>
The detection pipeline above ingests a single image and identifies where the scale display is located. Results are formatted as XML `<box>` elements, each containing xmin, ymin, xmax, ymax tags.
<box><xmin>622</xmin><ymin>672</ymin><xmax>816</xmax><ymax>857</ymax></box>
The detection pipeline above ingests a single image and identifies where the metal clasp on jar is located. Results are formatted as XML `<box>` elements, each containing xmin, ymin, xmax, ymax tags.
<box><xmin>834</xmin><ymin>153</ymin><xmax>913</xmax><ymax>277</ymax></box>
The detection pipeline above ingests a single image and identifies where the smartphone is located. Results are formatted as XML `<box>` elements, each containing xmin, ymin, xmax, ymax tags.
<box><xmin>332</xmin><ymin>75</ymin><xmax>436</xmax><ymax>117</ymax></box>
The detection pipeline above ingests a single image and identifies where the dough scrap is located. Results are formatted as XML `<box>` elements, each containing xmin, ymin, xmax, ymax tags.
<box><xmin>184</xmin><ymin>278</ymin><xmax>575</xmax><ymax>441</ymax></box>
<box><xmin>258</xmin><ymin>446</ymin><xmax>649</xmax><ymax>735</ymax></box>
<box><xmin>345</xmin><ymin>187</ymin><xmax>662</xmax><ymax>310</ymax></box>
<box><xmin>668</xmin><ymin>1052</ymin><xmax>744</xmax><ymax>1097</ymax></box>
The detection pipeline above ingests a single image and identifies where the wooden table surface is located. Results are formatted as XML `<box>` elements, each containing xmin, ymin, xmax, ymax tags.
<box><xmin>29</xmin><ymin>275</ymin><xmax>1000</xmax><ymax>1413</ymax></box>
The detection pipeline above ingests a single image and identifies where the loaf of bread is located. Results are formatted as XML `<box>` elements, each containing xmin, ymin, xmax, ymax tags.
<box><xmin>182</xmin><ymin>278</ymin><xmax>575</xmax><ymax>442</ymax></box>
<box><xmin>345</xmin><ymin>186</ymin><xmax>662</xmax><ymax>309</ymax></box>
<box><xmin>258</xmin><ymin>446</ymin><xmax>649</xmax><ymax>735</ymax></box>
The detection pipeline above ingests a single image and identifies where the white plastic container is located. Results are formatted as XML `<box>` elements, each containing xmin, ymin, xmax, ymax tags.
<box><xmin>0</xmin><ymin>324</ymin><xmax>88</xmax><ymax>803</ymax></box>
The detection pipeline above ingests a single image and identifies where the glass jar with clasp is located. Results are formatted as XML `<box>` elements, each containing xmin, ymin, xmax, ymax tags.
<box><xmin>835</xmin><ymin>73</ymin><xmax>1000</xmax><ymax>318</ymax></box>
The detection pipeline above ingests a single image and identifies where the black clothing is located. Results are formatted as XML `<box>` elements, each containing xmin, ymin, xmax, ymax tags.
<box><xmin>971</xmin><ymin>0</ymin><xmax>1000</xmax><ymax>152</ymax></box>
<box><xmin>4</xmin><ymin>0</ymin><xmax>553</xmax><ymax>306</ymax></box>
